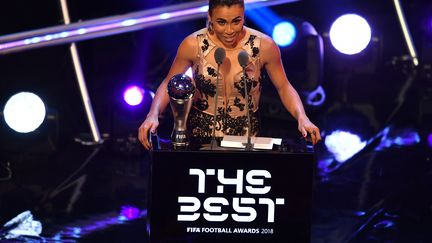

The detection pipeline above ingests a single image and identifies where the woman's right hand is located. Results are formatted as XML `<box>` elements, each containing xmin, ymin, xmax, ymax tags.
<box><xmin>138</xmin><ymin>114</ymin><xmax>159</xmax><ymax>150</ymax></box>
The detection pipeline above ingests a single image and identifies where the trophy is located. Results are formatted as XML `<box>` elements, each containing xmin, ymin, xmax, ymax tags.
<box><xmin>167</xmin><ymin>74</ymin><xmax>195</xmax><ymax>148</ymax></box>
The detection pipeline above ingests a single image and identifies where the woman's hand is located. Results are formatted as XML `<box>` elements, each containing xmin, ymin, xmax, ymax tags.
<box><xmin>298</xmin><ymin>116</ymin><xmax>321</xmax><ymax>145</ymax></box>
<box><xmin>138</xmin><ymin>114</ymin><xmax>159</xmax><ymax>150</ymax></box>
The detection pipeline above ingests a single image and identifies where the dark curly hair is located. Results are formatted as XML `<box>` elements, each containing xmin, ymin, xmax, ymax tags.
<box><xmin>208</xmin><ymin>0</ymin><xmax>244</xmax><ymax>16</ymax></box>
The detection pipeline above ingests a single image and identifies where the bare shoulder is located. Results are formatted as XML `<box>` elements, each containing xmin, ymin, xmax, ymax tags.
<box><xmin>182</xmin><ymin>28</ymin><xmax>207</xmax><ymax>47</ymax></box>
<box><xmin>261</xmin><ymin>34</ymin><xmax>278</xmax><ymax>53</ymax></box>
<box><xmin>177</xmin><ymin>29</ymin><xmax>205</xmax><ymax>59</ymax></box>
<box><xmin>245</xmin><ymin>27</ymin><xmax>278</xmax><ymax>59</ymax></box>
<box><xmin>245</xmin><ymin>27</ymin><xmax>275</xmax><ymax>48</ymax></box>
<box><xmin>252</xmin><ymin>31</ymin><xmax>279</xmax><ymax>65</ymax></box>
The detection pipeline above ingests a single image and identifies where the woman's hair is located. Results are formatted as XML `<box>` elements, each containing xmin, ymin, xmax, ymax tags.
<box><xmin>208</xmin><ymin>0</ymin><xmax>244</xmax><ymax>16</ymax></box>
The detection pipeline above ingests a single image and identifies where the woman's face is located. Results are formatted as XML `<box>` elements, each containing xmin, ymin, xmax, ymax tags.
<box><xmin>209</xmin><ymin>4</ymin><xmax>245</xmax><ymax>48</ymax></box>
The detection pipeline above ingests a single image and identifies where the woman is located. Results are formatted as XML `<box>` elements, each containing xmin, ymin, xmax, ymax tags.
<box><xmin>138</xmin><ymin>0</ymin><xmax>321</xmax><ymax>150</ymax></box>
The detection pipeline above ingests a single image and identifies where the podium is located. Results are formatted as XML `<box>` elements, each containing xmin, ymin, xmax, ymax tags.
<box><xmin>148</xmin><ymin>145</ymin><xmax>315</xmax><ymax>243</ymax></box>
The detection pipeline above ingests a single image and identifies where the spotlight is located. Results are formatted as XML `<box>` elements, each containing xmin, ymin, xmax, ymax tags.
<box><xmin>1</xmin><ymin>92</ymin><xmax>58</xmax><ymax>156</ymax></box>
<box><xmin>272</xmin><ymin>21</ymin><xmax>297</xmax><ymax>47</ymax></box>
<box><xmin>320</xmin><ymin>105</ymin><xmax>376</xmax><ymax>164</ymax></box>
<box><xmin>123</xmin><ymin>85</ymin><xmax>145</xmax><ymax>107</ymax></box>
<box><xmin>329</xmin><ymin>14</ymin><xmax>372</xmax><ymax>55</ymax></box>
<box><xmin>112</xmin><ymin>83</ymin><xmax>153</xmax><ymax>138</ymax></box>
<box><xmin>324</xmin><ymin>130</ymin><xmax>367</xmax><ymax>162</ymax></box>
<box><xmin>3</xmin><ymin>92</ymin><xmax>46</xmax><ymax>133</ymax></box>
<box><xmin>119</xmin><ymin>205</ymin><xmax>141</xmax><ymax>221</ymax></box>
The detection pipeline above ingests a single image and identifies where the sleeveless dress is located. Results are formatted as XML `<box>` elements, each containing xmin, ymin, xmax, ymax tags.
<box><xmin>187</xmin><ymin>27</ymin><xmax>264</xmax><ymax>140</ymax></box>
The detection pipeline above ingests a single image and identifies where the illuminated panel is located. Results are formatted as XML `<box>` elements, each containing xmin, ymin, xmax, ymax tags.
<box><xmin>0</xmin><ymin>0</ymin><xmax>299</xmax><ymax>55</ymax></box>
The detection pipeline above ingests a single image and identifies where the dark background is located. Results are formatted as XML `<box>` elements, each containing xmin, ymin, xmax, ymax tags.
<box><xmin>0</xmin><ymin>1</ymin><xmax>432</xmax><ymax>242</ymax></box>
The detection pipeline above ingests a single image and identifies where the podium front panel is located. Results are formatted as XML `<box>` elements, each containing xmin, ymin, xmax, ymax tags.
<box><xmin>149</xmin><ymin>150</ymin><xmax>314</xmax><ymax>243</ymax></box>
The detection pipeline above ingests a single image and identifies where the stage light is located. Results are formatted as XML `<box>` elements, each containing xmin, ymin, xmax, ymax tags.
<box><xmin>272</xmin><ymin>21</ymin><xmax>297</xmax><ymax>47</ymax></box>
<box><xmin>329</xmin><ymin>14</ymin><xmax>371</xmax><ymax>55</ymax></box>
<box><xmin>428</xmin><ymin>133</ymin><xmax>432</xmax><ymax>148</ymax></box>
<box><xmin>112</xmin><ymin>84</ymin><xmax>153</xmax><ymax>138</ymax></box>
<box><xmin>375</xmin><ymin>127</ymin><xmax>421</xmax><ymax>150</ymax></box>
<box><xmin>119</xmin><ymin>206</ymin><xmax>141</xmax><ymax>221</ymax></box>
<box><xmin>2</xmin><ymin>211</ymin><xmax>42</xmax><ymax>240</ymax></box>
<box><xmin>0</xmin><ymin>0</ymin><xmax>298</xmax><ymax>55</ymax></box>
<box><xmin>392</xmin><ymin>131</ymin><xmax>420</xmax><ymax>146</ymax></box>
<box><xmin>320</xmin><ymin>105</ymin><xmax>376</xmax><ymax>164</ymax></box>
<box><xmin>3</xmin><ymin>92</ymin><xmax>46</xmax><ymax>133</ymax></box>
<box><xmin>304</xmin><ymin>85</ymin><xmax>326</xmax><ymax>107</ymax></box>
<box><xmin>123</xmin><ymin>85</ymin><xmax>145</xmax><ymax>107</ymax></box>
<box><xmin>324</xmin><ymin>130</ymin><xmax>367</xmax><ymax>162</ymax></box>
<box><xmin>121</xmin><ymin>19</ymin><xmax>137</xmax><ymax>27</ymax></box>
<box><xmin>246</xmin><ymin>6</ymin><xmax>282</xmax><ymax>36</ymax></box>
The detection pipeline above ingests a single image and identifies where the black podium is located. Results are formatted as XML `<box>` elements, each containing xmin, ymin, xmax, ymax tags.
<box><xmin>148</xmin><ymin>146</ymin><xmax>315</xmax><ymax>243</ymax></box>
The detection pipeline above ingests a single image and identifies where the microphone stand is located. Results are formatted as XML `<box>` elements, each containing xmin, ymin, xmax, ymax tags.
<box><xmin>241</xmin><ymin>67</ymin><xmax>253</xmax><ymax>151</ymax></box>
<box><xmin>210</xmin><ymin>63</ymin><xmax>221</xmax><ymax>149</ymax></box>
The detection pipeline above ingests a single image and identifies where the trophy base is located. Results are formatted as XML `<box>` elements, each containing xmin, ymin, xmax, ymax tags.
<box><xmin>172</xmin><ymin>142</ymin><xmax>189</xmax><ymax>150</ymax></box>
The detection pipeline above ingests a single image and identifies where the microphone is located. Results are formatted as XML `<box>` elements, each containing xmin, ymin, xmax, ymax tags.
<box><xmin>237</xmin><ymin>50</ymin><xmax>252</xmax><ymax>151</ymax></box>
<box><xmin>215</xmin><ymin>47</ymin><xmax>226</xmax><ymax>65</ymax></box>
<box><xmin>210</xmin><ymin>47</ymin><xmax>226</xmax><ymax>149</ymax></box>
<box><xmin>238</xmin><ymin>50</ymin><xmax>249</xmax><ymax>68</ymax></box>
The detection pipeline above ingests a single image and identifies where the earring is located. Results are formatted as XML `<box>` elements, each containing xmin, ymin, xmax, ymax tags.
<box><xmin>208</xmin><ymin>22</ymin><xmax>214</xmax><ymax>34</ymax></box>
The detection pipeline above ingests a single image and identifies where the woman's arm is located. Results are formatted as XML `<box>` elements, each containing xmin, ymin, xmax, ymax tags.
<box><xmin>261</xmin><ymin>35</ymin><xmax>321</xmax><ymax>144</ymax></box>
<box><xmin>138</xmin><ymin>35</ymin><xmax>198</xmax><ymax>149</ymax></box>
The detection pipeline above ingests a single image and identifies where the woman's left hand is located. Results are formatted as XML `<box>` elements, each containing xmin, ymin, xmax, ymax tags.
<box><xmin>298</xmin><ymin>116</ymin><xmax>322</xmax><ymax>145</ymax></box>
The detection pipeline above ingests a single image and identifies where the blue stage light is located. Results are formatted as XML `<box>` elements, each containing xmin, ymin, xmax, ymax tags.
<box><xmin>272</xmin><ymin>21</ymin><xmax>297</xmax><ymax>47</ymax></box>
<box><xmin>304</xmin><ymin>85</ymin><xmax>326</xmax><ymax>107</ymax></box>
<box><xmin>376</xmin><ymin>127</ymin><xmax>421</xmax><ymax>150</ymax></box>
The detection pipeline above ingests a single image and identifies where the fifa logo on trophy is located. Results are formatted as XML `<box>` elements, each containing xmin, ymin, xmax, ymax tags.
<box><xmin>167</xmin><ymin>74</ymin><xmax>195</xmax><ymax>148</ymax></box>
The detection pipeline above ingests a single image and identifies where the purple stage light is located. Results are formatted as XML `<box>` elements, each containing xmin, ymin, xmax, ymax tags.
<box><xmin>123</xmin><ymin>85</ymin><xmax>145</xmax><ymax>106</ymax></box>
<box><xmin>428</xmin><ymin>133</ymin><xmax>432</xmax><ymax>148</ymax></box>
<box><xmin>120</xmin><ymin>206</ymin><xmax>141</xmax><ymax>221</ymax></box>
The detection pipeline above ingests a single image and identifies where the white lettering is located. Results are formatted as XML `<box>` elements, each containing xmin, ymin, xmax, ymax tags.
<box><xmin>203</xmin><ymin>197</ymin><xmax>229</xmax><ymax>222</ymax></box>
<box><xmin>217</xmin><ymin>169</ymin><xmax>243</xmax><ymax>194</ymax></box>
<box><xmin>189</xmin><ymin>169</ymin><xmax>206</xmax><ymax>193</ymax></box>
<box><xmin>245</xmin><ymin>170</ymin><xmax>271</xmax><ymax>194</ymax></box>
<box><xmin>178</xmin><ymin>169</ymin><xmax>286</xmax><ymax>223</ymax></box>
<box><xmin>177</xmin><ymin>196</ymin><xmax>201</xmax><ymax>221</ymax></box>
<box><xmin>259</xmin><ymin>198</ymin><xmax>285</xmax><ymax>223</ymax></box>
<box><xmin>231</xmin><ymin>197</ymin><xmax>257</xmax><ymax>222</ymax></box>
